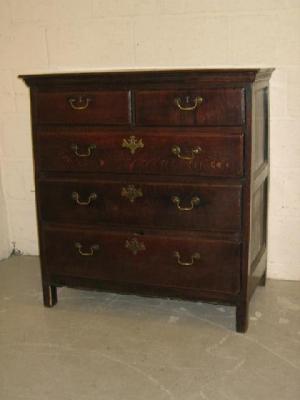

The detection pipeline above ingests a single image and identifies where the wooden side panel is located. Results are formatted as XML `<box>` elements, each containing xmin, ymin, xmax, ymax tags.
<box><xmin>250</xmin><ymin>180</ymin><xmax>268</xmax><ymax>266</ymax></box>
<box><xmin>253</xmin><ymin>87</ymin><xmax>269</xmax><ymax>175</ymax></box>
<box><xmin>248</xmin><ymin>81</ymin><xmax>270</xmax><ymax>297</ymax></box>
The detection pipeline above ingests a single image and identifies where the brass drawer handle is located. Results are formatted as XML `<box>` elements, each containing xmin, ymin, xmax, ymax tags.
<box><xmin>172</xmin><ymin>145</ymin><xmax>202</xmax><ymax>161</ymax></box>
<box><xmin>171</xmin><ymin>195</ymin><xmax>200</xmax><ymax>211</ymax></box>
<box><xmin>174</xmin><ymin>96</ymin><xmax>203</xmax><ymax>111</ymax></box>
<box><xmin>122</xmin><ymin>135</ymin><xmax>144</xmax><ymax>155</ymax></box>
<box><xmin>71</xmin><ymin>144</ymin><xmax>96</xmax><ymax>157</ymax></box>
<box><xmin>121</xmin><ymin>185</ymin><xmax>143</xmax><ymax>203</ymax></box>
<box><xmin>68</xmin><ymin>96</ymin><xmax>91</xmax><ymax>110</ymax></box>
<box><xmin>74</xmin><ymin>242</ymin><xmax>100</xmax><ymax>256</ymax></box>
<box><xmin>174</xmin><ymin>251</ymin><xmax>201</xmax><ymax>266</ymax></box>
<box><xmin>72</xmin><ymin>192</ymin><xmax>97</xmax><ymax>206</ymax></box>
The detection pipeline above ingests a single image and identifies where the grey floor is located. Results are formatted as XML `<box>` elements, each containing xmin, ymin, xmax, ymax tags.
<box><xmin>0</xmin><ymin>256</ymin><xmax>299</xmax><ymax>400</ymax></box>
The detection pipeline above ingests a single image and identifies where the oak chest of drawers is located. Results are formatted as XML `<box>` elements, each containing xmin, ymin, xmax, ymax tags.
<box><xmin>20</xmin><ymin>69</ymin><xmax>274</xmax><ymax>332</ymax></box>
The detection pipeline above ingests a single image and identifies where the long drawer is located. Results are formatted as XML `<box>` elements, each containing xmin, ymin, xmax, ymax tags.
<box><xmin>36</xmin><ymin>128</ymin><xmax>244</xmax><ymax>177</ymax></box>
<box><xmin>39</xmin><ymin>179</ymin><xmax>242</xmax><ymax>233</ymax></box>
<box><xmin>43</xmin><ymin>227</ymin><xmax>241</xmax><ymax>295</ymax></box>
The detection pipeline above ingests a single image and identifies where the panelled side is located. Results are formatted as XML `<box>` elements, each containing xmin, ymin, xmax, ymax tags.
<box><xmin>248</xmin><ymin>80</ymin><xmax>270</xmax><ymax>296</ymax></box>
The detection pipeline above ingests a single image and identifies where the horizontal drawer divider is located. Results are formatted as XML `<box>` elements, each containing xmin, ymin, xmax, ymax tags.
<box><xmin>37</xmin><ymin>172</ymin><xmax>246</xmax><ymax>185</ymax></box>
<box><xmin>42</xmin><ymin>222</ymin><xmax>243</xmax><ymax>243</ymax></box>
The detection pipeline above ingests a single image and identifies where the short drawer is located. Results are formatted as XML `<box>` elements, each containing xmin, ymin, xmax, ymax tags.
<box><xmin>39</xmin><ymin>179</ymin><xmax>242</xmax><ymax>233</ymax></box>
<box><xmin>135</xmin><ymin>89</ymin><xmax>245</xmax><ymax>126</ymax></box>
<box><xmin>36</xmin><ymin>128</ymin><xmax>244</xmax><ymax>178</ymax></box>
<box><xmin>43</xmin><ymin>227</ymin><xmax>241</xmax><ymax>295</ymax></box>
<box><xmin>34</xmin><ymin>91</ymin><xmax>130</xmax><ymax>125</ymax></box>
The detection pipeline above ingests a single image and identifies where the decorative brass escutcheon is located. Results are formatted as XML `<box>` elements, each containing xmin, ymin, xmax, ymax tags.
<box><xmin>174</xmin><ymin>96</ymin><xmax>203</xmax><ymax>111</ymax></box>
<box><xmin>121</xmin><ymin>185</ymin><xmax>143</xmax><ymax>203</ymax></box>
<box><xmin>125</xmin><ymin>237</ymin><xmax>146</xmax><ymax>255</ymax></box>
<box><xmin>173</xmin><ymin>251</ymin><xmax>201</xmax><ymax>266</ymax></box>
<box><xmin>122</xmin><ymin>135</ymin><xmax>144</xmax><ymax>155</ymax></box>
<box><xmin>171</xmin><ymin>195</ymin><xmax>200</xmax><ymax>211</ymax></box>
<box><xmin>171</xmin><ymin>145</ymin><xmax>202</xmax><ymax>161</ymax></box>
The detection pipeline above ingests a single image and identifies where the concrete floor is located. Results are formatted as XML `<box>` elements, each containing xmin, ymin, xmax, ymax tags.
<box><xmin>0</xmin><ymin>256</ymin><xmax>299</xmax><ymax>400</ymax></box>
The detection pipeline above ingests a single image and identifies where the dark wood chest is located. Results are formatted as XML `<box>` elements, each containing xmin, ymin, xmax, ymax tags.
<box><xmin>20</xmin><ymin>69</ymin><xmax>274</xmax><ymax>332</ymax></box>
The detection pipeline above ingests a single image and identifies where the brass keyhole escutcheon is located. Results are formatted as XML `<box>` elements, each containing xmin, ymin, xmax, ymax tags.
<box><xmin>121</xmin><ymin>185</ymin><xmax>143</xmax><ymax>203</ymax></box>
<box><xmin>125</xmin><ymin>237</ymin><xmax>146</xmax><ymax>255</ymax></box>
<box><xmin>122</xmin><ymin>135</ymin><xmax>144</xmax><ymax>155</ymax></box>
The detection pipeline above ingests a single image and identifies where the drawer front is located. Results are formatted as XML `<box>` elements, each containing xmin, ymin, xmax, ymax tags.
<box><xmin>34</xmin><ymin>91</ymin><xmax>130</xmax><ymax>125</ymax></box>
<box><xmin>43</xmin><ymin>227</ymin><xmax>241</xmax><ymax>295</ymax></box>
<box><xmin>135</xmin><ymin>89</ymin><xmax>244</xmax><ymax>126</ymax></box>
<box><xmin>39</xmin><ymin>179</ymin><xmax>242</xmax><ymax>232</ymax></box>
<box><xmin>36</xmin><ymin>129</ymin><xmax>244</xmax><ymax>178</ymax></box>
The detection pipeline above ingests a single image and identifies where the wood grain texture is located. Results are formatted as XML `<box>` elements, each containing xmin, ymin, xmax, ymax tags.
<box><xmin>35</xmin><ymin>90</ymin><xmax>131</xmax><ymax>125</ymax></box>
<box><xmin>135</xmin><ymin>89</ymin><xmax>244</xmax><ymax>126</ymax></box>
<box><xmin>20</xmin><ymin>69</ymin><xmax>274</xmax><ymax>88</ymax></box>
<box><xmin>36</xmin><ymin>127</ymin><xmax>244</xmax><ymax>177</ymax></box>
<box><xmin>43</xmin><ymin>226</ymin><xmax>241</xmax><ymax>295</ymax></box>
<box><xmin>39</xmin><ymin>178</ymin><xmax>242</xmax><ymax>232</ymax></box>
<box><xmin>247</xmin><ymin>80</ymin><xmax>270</xmax><ymax>304</ymax></box>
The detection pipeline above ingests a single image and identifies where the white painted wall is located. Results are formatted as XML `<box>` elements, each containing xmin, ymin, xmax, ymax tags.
<box><xmin>0</xmin><ymin>161</ymin><xmax>10</xmax><ymax>259</ymax></box>
<box><xmin>0</xmin><ymin>0</ymin><xmax>299</xmax><ymax>279</ymax></box>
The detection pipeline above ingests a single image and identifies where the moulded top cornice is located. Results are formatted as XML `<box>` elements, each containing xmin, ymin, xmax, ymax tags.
<box><xmin>19</xmin><ymin>68</ymin><xmax>275</xmax><ymax>88</ymax></box>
